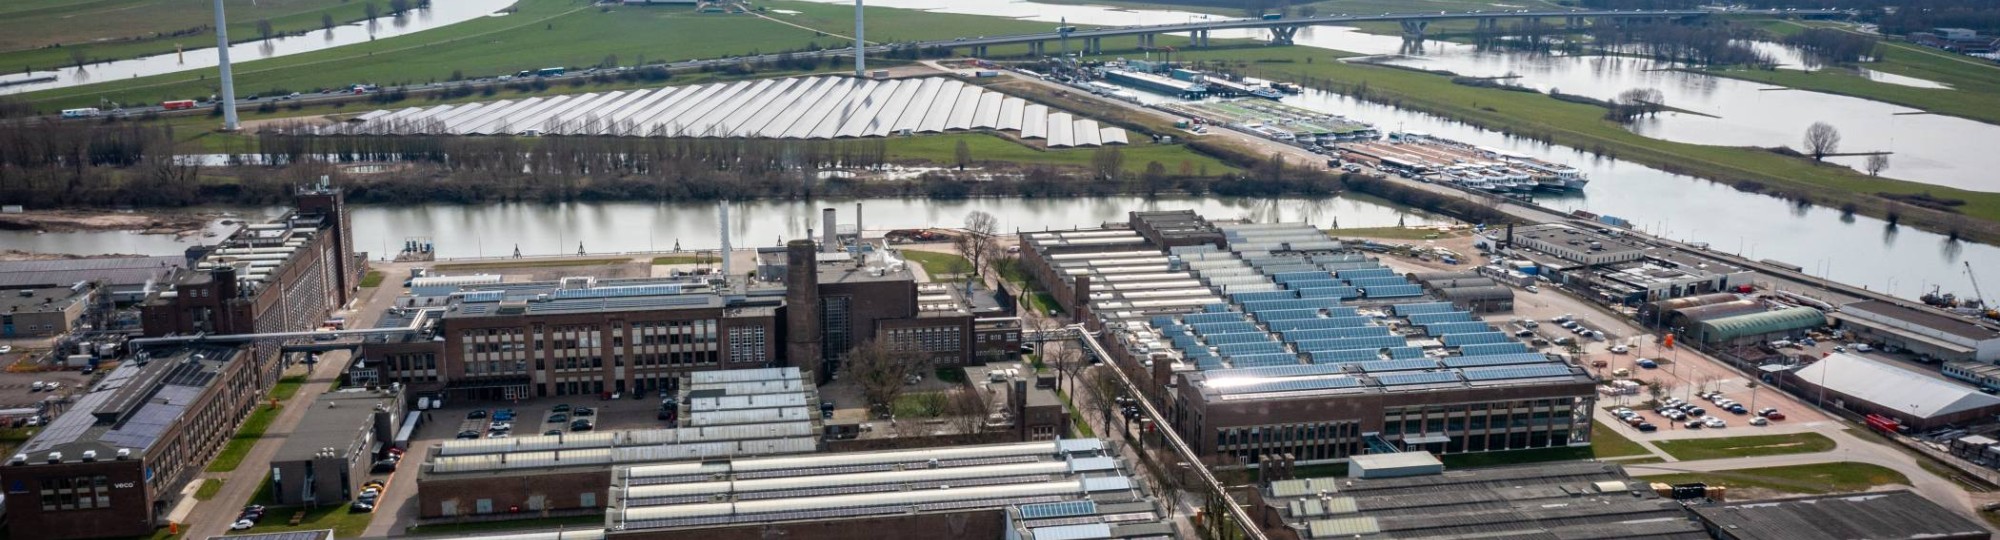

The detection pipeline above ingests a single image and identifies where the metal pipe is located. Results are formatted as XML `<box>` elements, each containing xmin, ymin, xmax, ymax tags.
<box><xmin>130</xmin><ymin>308</ymin><xmax>441</xmax><ymax>346</ymax></box>
<box><xmin>212</xmin><ymin>0</ymin><xmax>239</xmax><ymax>131</ymax></box>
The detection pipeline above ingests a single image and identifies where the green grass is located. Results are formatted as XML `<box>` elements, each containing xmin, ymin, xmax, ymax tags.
<box><xmin>934</xmin><ymin>366</ymin><xmax>967</xmax><ymax>384</ymax></box>
<box><xmin>403</xmin><ymin>514</ymin><xmax>605</xmax><ymax>536</ymax></box>
<box><xmin>206</xmin><ymin>375</ymin><xmax>305</xmax><ymax>472</ymax></box>
<box><xmin>1057</xmin><ymin>389</ymin><xmax>1096</xmax><ymax>438</ymax></box>
<box><xmin>243</xmin><ymin>502</ymin><xmax>375</xmax><ymax>538</ymax></box>
<box><xmin>1652</xmin><ymin>432</ymin><xmax>1837</xmax><ymax>461</ymax></box>
<box><xmin>891</xmin><ymin>392</ymin><xmax>947</xmax><ymax>418</ymax></box>
<box><xmin>1645</xmin><ymin>462</ymin><xmax>1910</xmax><ymax>495</ymax></box>
<box><xmin>1179</xmin><ymin>44</ymin><xmax>2000</xmax><ymax>241</ymax></box>
<box><xmin>0</xmin><ymin>427</ymin><xmax>35</xmax><ymax>457</ymax></box>
<box><xmin>1591</xmin><ymin>420</ymin><xmax>1653</xmax><ymax>458</ymax></box>
<box><xmin>194</xmin><ymin>478</ymin><xmax>223</xmax><ymax>501</ymax></box>
<box><xmin>358</xmin><ymin>271</ymin><xmax>385</xmax><ymax>288</ymax></box>
<box><xmin>1327</xmin><ymin>226</ymin><xmax>1467</xmax><ymax>241</ymax></box>
<box><xmin>899</xmin><ymin>250</ymin><xmax>971</xmax><ymax>277</ymax></box>
<box><xmin>650</xmin><ymin>254</ymin><xmax>718</xmax><ymax>265</ymax></box>
<box><xmin>433</xmin><ymin>257</ymin><xmax>628</xmax><ymax>272</ymax></box>
<box><xmin>1439</xmin><ymin>445</ymin><xmax>1594</xmax><ymax>468</ymax></box>
<box><xmin>1702</xmin><ymin>20</ymin><xmax>2000</xmax><ymax>126</ymax></box>
<box><xmin>885</xmin><ymin>132</ymin><xmax>1239</xmax><ymax>175</ymax></box>
<box><xmin>1027</xmin><ymin>291</ymin><xmax>1064</xmax><ymax>316</ymax></box>
<box><xmin>0</xmin><ymin>0</ymin><xmax>380</xmax><ymax>72</ymax></box>
<box><xmin>17</xmin><ymin>0</ymin><xmax>1080</xmax><ymax>110</ymax></box>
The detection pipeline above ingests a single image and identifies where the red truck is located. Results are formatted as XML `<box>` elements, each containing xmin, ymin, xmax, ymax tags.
<box><xmin>160</xmin><ymin>99</ymin><xmax>197</xmax><ymax>111</ymax></box>
<box><xmin>1865</xmin><ymin>414</ymin><xmax>1907</xmax><ymax>434</ymax></box>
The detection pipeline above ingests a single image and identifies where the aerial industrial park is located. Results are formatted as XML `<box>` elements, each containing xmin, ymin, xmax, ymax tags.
<box><xmin>8</xmin><ymin>0</ymin><xmax>2000</xmax><ymax>539</ymax></box>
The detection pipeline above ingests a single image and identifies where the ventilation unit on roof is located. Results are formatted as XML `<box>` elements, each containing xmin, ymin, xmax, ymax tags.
<box><xmin>46</xmin><ymin>452</ymin><xmax>61</xmax><ymax>464</ymax></box>
<box><xmin>8</xmin><ymin>454</ymin><xmax>24</xmax><ymax>466</ymax></box>
<box><xmin>116</xmin><ymin>448</ymin><xmax>131</xmax><ymax>460</ymax></box>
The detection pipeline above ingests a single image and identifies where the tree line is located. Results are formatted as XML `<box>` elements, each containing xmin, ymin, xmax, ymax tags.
<box><xmin>1782</xmin><ymin>28</ymin><xmax>1880</xmax><ymax>67</ymax></box>
<box><xmin>1588</xmin><ymin>21</ymin><xmax>1773</xmax><ymax>66</ymax></box>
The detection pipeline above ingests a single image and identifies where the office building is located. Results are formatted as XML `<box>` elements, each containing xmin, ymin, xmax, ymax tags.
<box><xmin>1</xmin><ymin>283</ymin><xmax>95</xmax><ymax>337</ymax></box>
<box><xmin>1</xmin><ymin>345</ymin><xmax>259</xmax><ymax>540</ymax></box>
<box><xmin>268</xmin><ymin>387</ymin><xmax>405</xmax><ymax>506</ymax></box>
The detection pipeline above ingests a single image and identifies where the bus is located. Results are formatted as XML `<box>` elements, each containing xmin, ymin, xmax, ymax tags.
<box><xmin>536</xmin><ymin>67</ymin><xmax>566</xmax><ymax>77</ymax></box>
<box><xmin>59</xmin><ymin>108</ymin><xmax>100</xmax><ymax>119</ymax></box>
<box><xmin>160</xmin><ymin>100</ymin><xmax>197</xmax><ymax>111</ymax></box>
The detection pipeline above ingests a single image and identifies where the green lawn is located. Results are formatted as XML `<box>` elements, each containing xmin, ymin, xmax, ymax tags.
<box><xmin>1652</xmin><ymin>432</ymin><xmax>1837</xmax><ymax>461</ymax></box>
<box><xmin>899</xmin><ymin>250</ymin><xmax>971</xmax><ymax>277</ymax></box>
<box><xmin>194</xmin><ymin>478</ymin><xmax>224</xmax><ymax>501</ymax></box>
<box><xmin>243</xmin><ymin>503</ymin><xmax>375</xmax><ymax>538</ymax></box>
<box><xmin>0</xmin><ymin>0</ymin><xmax>380</xmax><ymax>72</ymax></box>
<box><xmin>1177</xmin><ymin>45</ymin><xmax>2000</xmax><ymax>241</ymax></box>
<box><xmin>17</xmin><ymin>0</ymin><xmax>1082</xmax><ymax>110</ymax></box>
<box><xmin>1056</xmin><ymin>388</ymin><xmax>1096</xmax><ymax>438</ymax></box>
<box><xmin>432</xmin><ymin>257</ymin><xmax>628</xmax><ymax>272</ymax></box>
<box><xmin>1645</xmin><ymin>462</ymin><xmax>1910</xmax><ymax>495</ymax></box>
<box><xmin>1027</xmin><ymin>291</ymin><xmax>1064</xmax><ymax>316</ymax></box>
<box><xmin>891</xmin><ymin>392</ymin><xmax>947</xmax><ymax>418</ymax></box>
<box><xmin>1591</xmin><ymin>420</ymin><xmax>1653</xmax><ymax>458</ymax></box>
<box><xmin>358</xmin><ymin>271</ymin><xmax>384</xmax><ymax>288</ymax></box>
<box><xmin>886</xmin><ymin>132</ymin><xmax>1238</xmax><ymax>175</ymax></box>
<box><xmin>207</xmin><ymin>375</ymin><xmax>306</xmax><ymax>473</ymax></box>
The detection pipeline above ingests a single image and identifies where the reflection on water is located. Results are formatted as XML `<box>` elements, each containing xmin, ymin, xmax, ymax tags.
<box><xmin>0</xmin><ymin>0</ymin><xmax>516</xmax><ymax>95</ymax></box>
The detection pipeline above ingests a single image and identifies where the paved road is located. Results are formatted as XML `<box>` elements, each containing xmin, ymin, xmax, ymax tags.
<box><xmin>181</xmin><ymin>281</ymin><xmax>399</xmax><ymax>539</ymax></box>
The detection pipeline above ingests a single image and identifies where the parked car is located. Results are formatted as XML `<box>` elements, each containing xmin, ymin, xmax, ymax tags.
<box><xmin>1749</xmin><ymin>417</ymin><xmax>1770</xmax><ymax>426</ymax></box>
<box><xmin>571</xmin><ymin>419</ymin><xmax>594</xmax><ymax>431</ymax></box>
<box><xmin>455</xmin><ymin>430</ymin><xmax>481</xmax><ymax>439</ymax></box>
<box><xmin>552</xmin><ymin>404</ymin><xmax>572</xmax><ymax>413</ymax></box>
<box><xmin>493</xmin><ymin>409</ymin><xmax>515</xmax><ymax>421</ymax></box>
<box><xmin>574</xmin><ymin>407</ymin><xmax>595</xmax><ymax>417</ymax></box>
<box><xmin>545</xmin><ymin>429</ymin><xmax>564</xmax><ymax>436</ymax></box>
<box><xmin>1704</xmin><ymin>417</ymin><xmax>1727</xmax><ymax>428</ymax></box>
<box><xmin>1609</xmin><ymin>346</ymin><xmax>1629</xmax><ymax>354</ymax></box>
<box><xmin>351</xmin><ymin>501</ymin><xmax>375</xmax><ymax>512</ymax></box>
<box><xmin>370</xmin><ymin>459</ymin><xmax>398</xmax><ymax>473</ymax></box>
<box><xmin>487</xmin><ymin>422</ymin><xmax>512</xmax><ymax>432</ymax></box>
<box><xmin>1636</xmin><ymin>423</ymin><xmax>1658</xmax><ymax>432</ymax></box>
<box><xmin>1684</xmin><ymin>420</ymin><xmax>1704</xmax><ymax>429</ymax></box>
<box><xmin>466</xmin><ymin>409</ymin><xmax>488</xmax><ymax>419</ymax></box>
<box><xmin>232</xmin><ymin>519</ymin><xmax>256</xmax><ymax>530</ymax></box>
<box><xmin>548</xmin><ymin>413</ymin><xmax>569</xmax><ymax>423</ymax></box>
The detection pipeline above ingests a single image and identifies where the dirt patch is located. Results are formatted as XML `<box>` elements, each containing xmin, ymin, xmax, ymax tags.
<box><xmin>0</xmin><ymin>209</ymin><xmax>212</xmax><ymax>235</ymax></box>
<box><xmin>0</xmin><ymin>249</ymin><xmax>149</xmax><ymax>262</ymax></box>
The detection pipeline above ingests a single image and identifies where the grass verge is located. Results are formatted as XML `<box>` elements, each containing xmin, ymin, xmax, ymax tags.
<box><xmin>243</xmin><ymin>503</ymin><xmax>374</xmax><ymax>538</ymax></box>
<box><xmin>207</xmin><ymin>375</ymin><xmax>305</xmax><ymax>473</ymax></box>
<box><xmin>358</xmin><ymin>271</ymin><xmax>384</xmax><ymax>288</ymax></box>
<box><xmin>194</xmin><ymin>478</ymin><xmax>224</xmax><ymax>501</ymax></box>
<box><xmin>1591</xmin><ymin>420</ymin><xmax>1653</xmax><ymax>458</ymax></box>
<box><xmin>1652</xmin><ymin>432</ymin><xmax>1836</xmax><ymax>461</ymax></box>
<box><xmin>898</xmin><ymin>250</ymin><xmax>971</xmax><ymax>278</ymax></box>
<box><xmin>433</xmin><ymin>257</ymin><xmax>628</xmax><ymax>272</ymax></box>
<box><xmin>650</xmin><ymin>255</ymin><xmax>718</xmax><ymax>265</ymax></box>
<box><xmin>1644</xmin><ymin>461</ymin><xmax>1909</xmax><ymax>495</ymax></box>
<box><xmin>1056</xmin><ymin>389</ymin><xmax>1096</xmax><ymax>438</ymax></box>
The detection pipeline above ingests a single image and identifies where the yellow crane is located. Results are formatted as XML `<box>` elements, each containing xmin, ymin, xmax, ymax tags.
<box><xmin>1964</xmin><ymin>261</ymin><xmax>2000</xmax><ymax>321</ymax></box>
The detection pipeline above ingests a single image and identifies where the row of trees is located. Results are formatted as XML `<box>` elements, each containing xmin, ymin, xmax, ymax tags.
<box><xmin>1588</xmin><ymin>22</ymin><xmax>1774</xmax><ymax>66</ymax></box>
<box><xmin>1782</xmin><ymin>28</ymin><xmax>1881</xmax><ymax>67</ymax></box>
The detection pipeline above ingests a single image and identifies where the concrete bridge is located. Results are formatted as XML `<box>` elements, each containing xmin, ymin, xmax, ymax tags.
<box><xmin>949</xmin><ymin>8</ymin><xmax>1851</xmax><ymax>55</ymax></box>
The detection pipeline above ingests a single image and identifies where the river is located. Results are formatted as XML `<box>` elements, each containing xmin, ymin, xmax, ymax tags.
<box><xmin>0</xmin><ymin>0</ymin><xmax>518</xmax><ymax>96</ymax></box>
<box><xmin>0</xmin><ymin>195</ymin><xmax>1442</xmax><ymax>259</ymax></box>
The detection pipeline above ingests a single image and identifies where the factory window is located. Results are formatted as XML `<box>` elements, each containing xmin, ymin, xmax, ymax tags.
<box><xmin>729</xmin><ymin>327</ymin><xmax>768</xmax><ymax>365</ymax></box>
<box><xmin>580</xmin><ymin>492</ymin><xmax>597</xmax><ymax>508</ymax></box>
<box><xmin>475</xmin><ymin>499</ymin><xmax>493</xmax><ymax>514</ymax></box>
<box><xmin>39</xmin><ymin>475</ymin><xmax>110</xmax><ymax>511</ymax></box>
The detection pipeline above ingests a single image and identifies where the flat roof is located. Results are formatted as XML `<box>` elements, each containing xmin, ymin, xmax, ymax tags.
<box><xmin>1262</xmin><ymin>461</ymin><xmax>1707</xmax><ymax>540</ymax></box>
<box><xmin>273</xmin><ymin>388</ymin><xmax>401</xmax><ymax>462</ymax></box>
<box><xmin>1843</xmin><ymin>299</ymin><xmax>2000</xmax><ymax>342</ymax></box>
<box><xmin>1794</xmin><ymin>353</ymin><xmax>2000</xmax><ymax>419</ymax></box>
<box><xmin>0</xmin><ymin>285</ymin><xmax>90</xmax><ymax>314</ymax></box>
<box><xmin>1688</xmin><ymin>490</ymin><xmax>1989</xmax><ymax>540</ymax></box>
<box><xmin>0</xmin><ymin>256</ymin><xmax>181</xmax><ymax>289</ymax></box>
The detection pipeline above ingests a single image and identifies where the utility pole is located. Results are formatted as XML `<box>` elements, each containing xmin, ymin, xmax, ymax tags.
<box><xmin>212</xmin><ymin>0</ymin><xmax>239</xmax><ymax>131</ymax></box>
<box><xmin>853</xmin><ymin>0</ymin><xmax>865</xmax><ymax>76</ymax></box>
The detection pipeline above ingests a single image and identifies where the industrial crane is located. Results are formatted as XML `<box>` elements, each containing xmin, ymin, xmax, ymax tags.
<box><xmin>1965</xmin><ymin>261</ymin><xmax>1999</xmax><ymax>321</ymax></box>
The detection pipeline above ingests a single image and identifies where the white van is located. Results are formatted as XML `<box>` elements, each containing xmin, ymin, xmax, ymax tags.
<box><xmin>60</xmin><ymin>108</ymin><xmax>101</xmax><ymax>119</ymax></box>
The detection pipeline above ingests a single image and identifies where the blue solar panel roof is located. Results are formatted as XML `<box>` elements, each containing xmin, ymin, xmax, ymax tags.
<box><xmin>1375</xmin><ymin>371</ymin><xmax>1462</xmax><ymax>386</ymax></box>
<box><xmin>1461</xmin><ymin>364</ymin><xmax>1577</xmax><ymax>381</ymax></box>
<box><xmin>1217</xmin><ymin>377</ymin><xmax>1363</xmax><ymax>396</ymax></box>
<box><xmin>1019</xmin><ymin>500</ymin><xmax>1097</xmax><ymax>520</ymax></box>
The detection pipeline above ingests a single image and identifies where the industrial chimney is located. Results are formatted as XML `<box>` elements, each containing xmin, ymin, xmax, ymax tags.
<box><xmin>719</xmin><ymin>200</ymin><xmax>733</xmax><ymax>287</ymax></box>
<box><xmin>854</xmin><ymin>202</ymin><xmax>863</xmax><ymax>250</ymax></box>
<box><xmin>822</xmin><ymin>208</ymin><xmax>838</xmax><ymax>253</ymax></box>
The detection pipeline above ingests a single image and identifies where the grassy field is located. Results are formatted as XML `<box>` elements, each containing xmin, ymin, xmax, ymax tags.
<box><xmin>1652</xmin><ymin>432</ymin><xmax>1837</xmax><ymax>461</ymax></box>
<box><xmin>1591</xmin><ymin>420</ymin><xmax>1653</xmax><ymax>458</ymax></box>
<box><xmin>207</xmin><ymin>375</ymin><xmax>306</xmax><ymax>473</ymax></box>
<box><xmin>1645</xmin><ymin>462</ymin><xmax>1910</xmax><ymax>495</ymax></box>
<box><xmin>0</xmin><ymin>0</ymin><xmax>380</xmax><ymax>71</ymax></box>
<box><xmin>243</xmin><ymin>502</ymin><xmax>374</xmax><ymax>538</ymax></box>
<box><xmin>17</xmin><ymin>0</ymin><xmax>1083</xmax><ymax>110</ymax></box>
<box><xmin>1029</xmin><ymin>0</ymin><xmax>1542</xmax><ymax>17</ymax></box>
<box><xmin>898</xmin><ymin>250</ymin><xmax>972</xmax><ymax>277</ymax></box>
<box><xmin>1175</xmin><ymin>44</ymin><xmax>2000</xmax><ymax>242</ymax></box>
<box><xmin>433</xmin><ymin>257</ymin><xmax>628</xmax><ymax>272</ymax></box>
<box><xmin>891</xmin><ymin>392</ymin><xmax>947</xmax><ymax>418</ymax></box>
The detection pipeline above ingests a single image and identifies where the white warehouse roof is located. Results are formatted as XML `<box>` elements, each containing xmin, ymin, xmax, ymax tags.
<box><xmin>1795</xmin><ymin>353</ymin><xmax>2000</xmax><ymax>419</ymax></box>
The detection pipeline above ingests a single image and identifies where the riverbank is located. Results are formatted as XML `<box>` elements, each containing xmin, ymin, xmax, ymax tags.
<box><xmin>1174</xmin><ymin>45</ymin><xmax>2000</xmax><ymax>245</ymax></box>
<box><xmin>0</xmin><ymin>209</ymin><xmax>213</xmax><ymax>235</ymax></box>
<box><xmin>0</xmin><ymin>0</ymin><xmax>393</xmax><ymax>74</ymax></box>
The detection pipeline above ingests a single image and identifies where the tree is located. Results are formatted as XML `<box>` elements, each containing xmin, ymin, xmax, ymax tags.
<box><xmin>1091</xmin><ymin>146</ymin><xmax>1124</xmax><ymax>181</ymax></box>
<box><xmin>1866</xmin><ymin>153</ymin><xmax>1889</xmax><ymax>176</ymax></box>
<box><xmin>387</xmin><ymin>0</ymin><xmax>411</xmax><ymax>15</ymax></box>
<box><xmin>955</xmin><ymin>210</ymin><xmax>998</xmax><ymax>280</ymax></box>
<box><xmin>322</xmin><ymin>13</ymin><xmax>335</xmax><ymax>31</ymax></box>
<box><xmin>945</xmin><ymin>387</ymin><xmax>990</xmax><ymax>434</ymax></box>
<box><xmin>1141</xmin><ymin>160</ymin><xmax>1169</xmax><ymax>198</ymax></box>
<box><xmin>364</xmin><ymin>2</ymin><xmax>379</xmax><ymax>20</ymax></box>
<box><xmin>257</xmin><ymin>19</ymin><xmax>274</xmax><ymax>41</ymax></box>
<box><xmin>848</xmin><ymin>340</ymin><xmax>928</xmax><ymax>415</ymax></box>
<box><xmin>954</xmin><ymin>139</ymin><xmax>972</xmax><ymax>170</ymax></box>
<box><xmin>1804</xmin><ymin>122</ymin><xmax>1841</xmax><ymax>160</ymax></box>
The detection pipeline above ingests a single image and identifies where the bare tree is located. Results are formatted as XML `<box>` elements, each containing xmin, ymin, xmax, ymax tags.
<box><xmin>954</xmin><ymin>139</ymin><xmax>972</xmax><ymax>170</ymax></box>
<box><xmin>1865</xmin><ymin>153</ymin><xmax>1889</xmax><ymax>176</ymax></box>
<box><xmin>1804</xmin><ymin>122</ymin><xmax>1841</xmax><ymax>160</ymax></box>
<box><xmin>257</xmin><ymin>19</ymin><xmax>274</xmax><ymax>41</ymax></box>
<box><xmin>955</xmin><ymin>210</ymin><xmax>998</xmax><ymax>280</ymax></box>
<box><xmin>321</xmin><ymin>13</ymin><xmax>335</xmax><ymax>31</ymax></box>
<box><xmin>848</xmin><ymin>340</ymin><xmax>928</xmax><ymax>415</ymax></box>
<box><xmin>364</xmin><ymin>2</ymin><xmax>380</xmax><ymax>21</ymax></box>
<box><xmin>944</xmin><ymin>387</ymin><xmax>990</xmax><ymax>434</ymax></box>
<box><xmin>1091</xmin><ymin>146</ymin><xmax>1125</xmax><ymax>181</ymax></box>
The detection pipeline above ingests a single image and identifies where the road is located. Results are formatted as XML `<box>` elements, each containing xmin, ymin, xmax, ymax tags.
<box><xmin>179</xmin><ymin>279</ymin><xmax>402</xmax><ymax>540</ymax></box>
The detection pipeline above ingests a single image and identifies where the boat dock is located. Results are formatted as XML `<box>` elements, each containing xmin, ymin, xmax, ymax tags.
<box><xmin>1157</xmin><ymin>99</ymin><xmax>1376</xmax><ymax>146</ymax></box>
<box><xmin>1337</xmin><ymin>133</ymin><xmax>1587</xmax><ymax>191</ymax></box>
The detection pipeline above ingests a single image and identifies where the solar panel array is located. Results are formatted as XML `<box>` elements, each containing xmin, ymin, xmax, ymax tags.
<box><xmin>330</xmin><ymin>76</ymin><xmax>1128</xmax><ymax>146</ymax></box>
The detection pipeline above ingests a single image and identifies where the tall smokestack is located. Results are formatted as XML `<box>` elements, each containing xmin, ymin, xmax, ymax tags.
<box><xmin>854</xmin><ymin>0</ymin><xmax>866</xmax><ymax>76</ymax></box>
<box><xmin>785</xmin><ymin>240</ymin><xmax>823</xmax><ymax>379</ymax></box>
<box><xmin>213</xmin><ymin>0</ymin><xmax>239</xmax><ymax>131</ymax></box>
<box><xmin>822</xmin><ymin>208</ymin><xmax>837</xmax><ymax>253</ymax></box>
<box><xmin>719</xmin><ymin>200</ymin><xmax>733</xmax><ymax>287</ymax></box>
<box><xmin>854</xmin><ymin>202</ymin><xmax>863</xmax><ymax>249</ymax></box>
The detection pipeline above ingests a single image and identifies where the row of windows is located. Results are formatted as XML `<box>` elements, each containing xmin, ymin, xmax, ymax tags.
<box><xmin>1214</xmin><ymin>421</ymin><xmax>1362</xmax><ymax>464</ymax></box>
<box><xmin>728</xmin><ymin>327</ymin><xmax>768</xmax><ymax>365</ymax></box>
<box><xmin>39</xmin><ymin>475</ymin><xmax>111</xmax><ymax>511</ymax></box>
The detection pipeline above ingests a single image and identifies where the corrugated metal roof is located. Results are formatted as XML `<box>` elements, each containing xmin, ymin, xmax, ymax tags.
<box><xmin>1795</xmin><ymin>353</ymin><xmax>2000</xmax><ymax>418</ymax></box>
<box><xmin>1029</xmin><ymin>523</ymin><xmax>1112</xmax><ymax>540</ymax></box>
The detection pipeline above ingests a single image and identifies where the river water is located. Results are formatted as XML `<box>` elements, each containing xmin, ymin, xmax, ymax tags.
<box><xmin>0</xmin><ymin>195</ymin><xmax>1442</xmax><ymax>259</ymax></box>
<box><xmin>0</xmin><ymin>0</ymin><xmax>518</xmax><ymax>96</ymax></box>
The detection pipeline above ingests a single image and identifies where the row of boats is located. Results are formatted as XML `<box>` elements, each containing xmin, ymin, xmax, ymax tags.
<box><xmin>1337</xmin><ymin>132</ymin><xmax>1589</xmax><ymax>191</ymax></box>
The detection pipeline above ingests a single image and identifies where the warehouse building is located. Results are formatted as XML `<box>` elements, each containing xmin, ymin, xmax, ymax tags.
<box><xmin>1687</xmin><ymin>490</ymin><xmax>1989</xmax><ymax>540</ymax></box>
<box><xmin>416</xmin><ymin>368</ymin><xmax>819</xmax><ymax>518</ymax></box>
<box><xmin>0</xmin><ymin>256</ymin><xmax>180</xmax><ymax>304</ymax></box>
<box><xmin>1495</xmin><ymin>224</ymin><xmax>1646</xmax><ymax>267</ymax></box>
<box><xmin>2</xmin><ymin>345</ymin><xmax>259</xmax><ymax>540</ymax></box>
<box><xmin>1834</xmin><ymin>299</ymin><xmax>2000</xmax><ymax>362</ymax></box>
<box><xmin>1248</xmin><ymin>460</ymin><xmax>1709</xmax><ymax>539</ymax></box>
<box><xmin>602</xmin><ymin>438</ymin><xmax>1174</xmax><ymax>540</ymax></box>
<box><xmin>1482</xmin><ymin>224</ymin><xmax>1752</xmax><ymax>305</ymax></box>
<box><xmin>1783</xmin><ymin>353</ymin><xmax>2000</xmax><ymax>430</ymax></box>
<box><xmin>1689</xmin><ymin>306</ymin><xmax>1826</xmax><ymax>346</ymax></box>
<box><xmin>1</xmin><ymin>283</ymin><xmax>95</xmax><ymax>337</ymax></box>
<box><xmin>268</xmin><ymin>387</ymin><xmax>405</xmax><ymax>506</ymax></box>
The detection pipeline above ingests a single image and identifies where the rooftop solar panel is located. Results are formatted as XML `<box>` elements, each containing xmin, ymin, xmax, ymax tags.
<box><xmin>1460</xmin><ymin>364</ymin><xmax>1576</xmax><ymax>381</ymax></box>
<box><xmin>1374</xmin><ymin>371</ymin><xmax>1461</xmax><ymax>386</ymax></box>
<box><xmin>1216</xmin><ymin>377</ymin><xmax>1362</xmax><ymax>395</ymax></box>
<box><xmin>1020</xmin><ymin>500</ymin><xmax>1098</xmax><ymax>520</ymax></box>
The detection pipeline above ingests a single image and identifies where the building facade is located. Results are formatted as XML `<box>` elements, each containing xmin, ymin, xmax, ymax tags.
<box><xmin>1</xmin><ymin>284</ymin><xmax>94</xmax><ymax>337</ymax></box>
<box><xmin>269</xmin><ymin>387</ymin><xmax>404</xmax><ymax>506</ymax></box>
